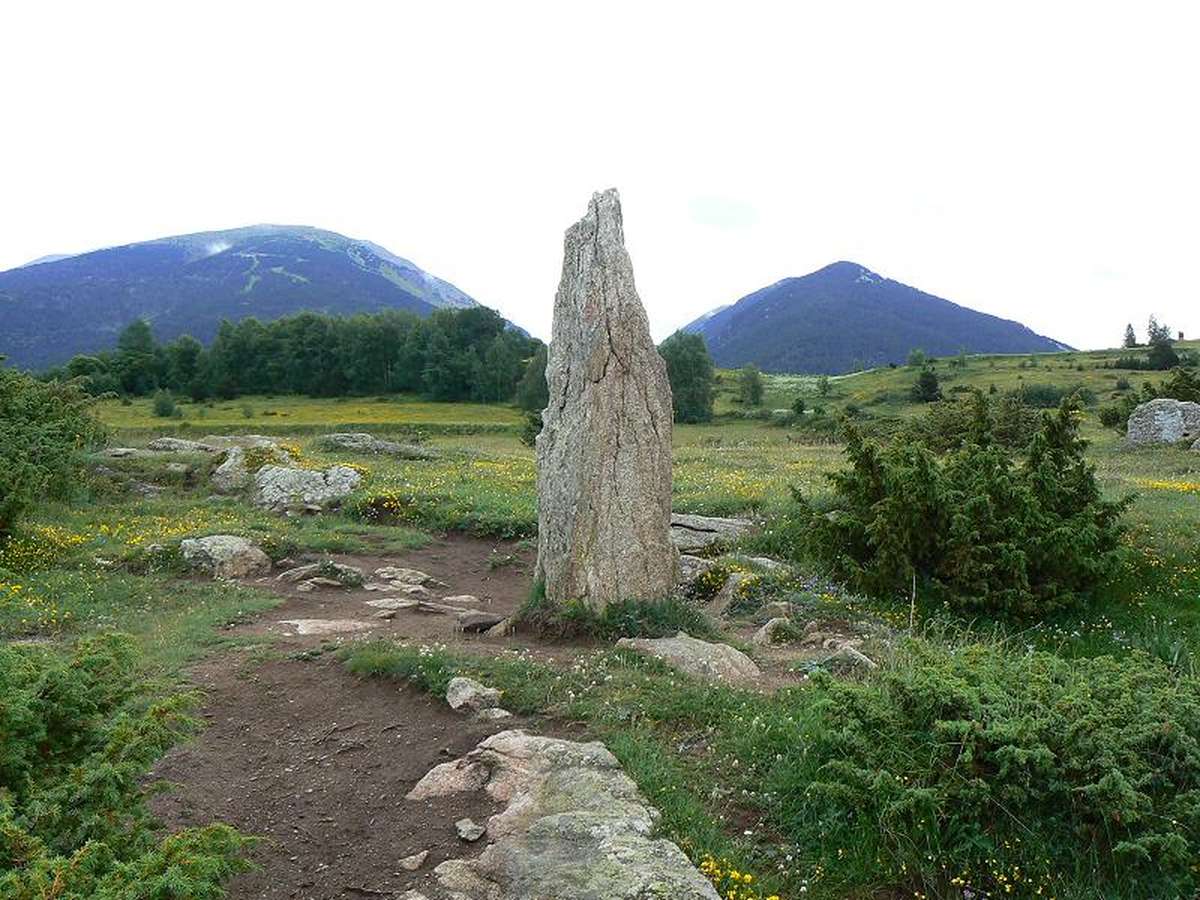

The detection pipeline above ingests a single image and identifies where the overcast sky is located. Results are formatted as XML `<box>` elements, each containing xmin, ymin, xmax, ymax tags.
<box><xmin>3</xmin><ymin>1</ymin><xmax>1197</xmax><ymax>349</ymax></box>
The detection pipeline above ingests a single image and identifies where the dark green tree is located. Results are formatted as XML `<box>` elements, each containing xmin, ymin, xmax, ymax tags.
<box><xmin>515</xmin><ymin>344</ymin><xmax>549</xmax><ymax>413</ymax></box>
<box><xmin>1123</xmin><ymin>323</ymin><xmax>1138</xmax><ymax>348</ymax></box>
<box><xmin>738</xmin><ymin>364</ymin><xmax>764</xmax><ymax>406</ymax></box>
<box><xmin>910</xmin><ymin>366</ymin><xmax>942</xmax><ymax>402</ymax></box>
<box><xmin>658</xmin><ymin>331</ymin><xmax>715</xmax><ymax>423</ymax></box>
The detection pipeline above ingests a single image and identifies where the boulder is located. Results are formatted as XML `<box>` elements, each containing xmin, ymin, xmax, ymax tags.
<box><xmin>407</xmin><ymin>730</ymin><xmax>718</xmax><ymax>899</ymax></box>
<box><xmin>145</xmin><ymin>437</ymin><xmax>220</xmax><ymax>453</ymax></box>
<box><xmin>535</xmin><ymin>190</ymin><xmax>679</xmax><ymax>608</ymax></box>
<box><xmin>446</xmin><ymin>676</ymin><xmax>501</xmax><ymax>712</ymax></box>
<box><xmin>252</xmin><ymin>464</ymin><xmax>361</xmax><ymax>511</ymax></box>
<box><xmin>210</xmin><ymin>447</ymin><xmax>251</xmax><ymax>494</ymax></box>
<box><xmin>180</xmin><ymin>535</ymin><xmax>271</xmax><ymax>579</ymax></box>
<box><xmin>616</xmin><ymin>632</ymin><xmax>761</xmax><ymax>685</ymax></box>
<box><xmin>1126</xmin><ymin>398</ymin><xmax>1200</xmax><ymax>446</ymax></box>
<box><xmin>315</xmin><ymin>432</ymin><xmax>437</xmax><ymax>459</ymax></box>
<box><xmin>670</xmin><ymin>513</ymin><xmax>754</xmax><ymax>551</ymax></box>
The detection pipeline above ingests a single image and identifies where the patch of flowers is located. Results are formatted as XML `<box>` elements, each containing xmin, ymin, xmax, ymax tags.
<box><xmin>0</xmin><ymin>579</ymin><xmax>71</xmax><ymax>635</ymax></box>
<box><xmin>1135</xmin><ymin>478</ymin><xmax>1200</xmax><ymax>495</ymax></box>
<box><xmin>0</xmin><ymin>524</ymin><xmax>88</xmax><ymax>572</ymax></box>
<box><xmin>699</xmin><ymin>854</ymin><xmax>782</xmax><ymax>900</ymax></box>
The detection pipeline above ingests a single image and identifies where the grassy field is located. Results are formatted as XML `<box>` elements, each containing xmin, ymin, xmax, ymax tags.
<box><xmin>7</xmin><ymin>345</ymin><xmax>1200</xmax><ymax>899</ymax></box>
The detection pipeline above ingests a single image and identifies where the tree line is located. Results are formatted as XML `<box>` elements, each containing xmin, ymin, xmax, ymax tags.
<box><xmin>44</xmin><ymin>307</ymin><xmax>541</xmax><ymax>404</ymax></box>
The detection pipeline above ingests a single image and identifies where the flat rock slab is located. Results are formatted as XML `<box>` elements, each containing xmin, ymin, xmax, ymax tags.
<box><xmin>278</xmin><ymin>618</ymin><xmax>373</xmax><ymax>636</ymax></box>
<box><xmin>616</xmin><ymin>631</ymin><xmax>761</xmax><ymax>685</ymax></box>
<box><xmin>670</xmin><ymin>513</ymin><xmax>754</xmax><ymax>551</ymax></box>
<box><xmin>316</xmin><ymin>432</ymin><xmax>438</xmax><ymax>459</ymax></box>
<box><xmin>407</xmin><ymin>730</ymin><xmax>719</xmax><ymax>899</ymax></box>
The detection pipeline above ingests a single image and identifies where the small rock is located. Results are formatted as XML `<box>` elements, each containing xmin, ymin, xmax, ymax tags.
<box><xmin>455</xmin><ymin>818</ymin><xmax>486</xmax><ymax>842</ymax></box>
<box><xmin>373</xmin><ymin>566</ymin><xmax>446</xmax><ymax>588</ymax></box>
<box><xmin>102</xmin><ymin>447</ymin><xmax>142</xmax><ymax>458</ymax></box>
<box><xmin>616</xmin><ymin>632</ymin><xmax>761</xmax><ymax>685</ymax></box>
<box><xmin>457</xmin><ymin>611</ymin><xmax>507</xmax><ymax>633</ymax></box>
<box><xmin>678</xmin><ymin>554</ymin><xmax>717</xmax><ymax>583</ymax></box>
<box><xmin>442</xmin><ymin>594</ymin><xmax>481</xmax><ymax>605</ymax></box>
<box><xmin>399</xmin><ymin>850</ymin><xmax>429</xmax><ymax>871</ymax></box>
<box><xmin>278</xmin><ymin>561</ymin><xmax>364</xmax><ymax>587</ymax></box>
<box><xmin>303</xmin><ymin>576</ymin><xmax>345</xmax><ymax>588</ymax></box>
<box><xmin>733</xmin><ymin>554</ymin><xmax>790</xmax><ymax>573</ymax></box>
<box><xmin>164</xmin><ymin>462</ymin><xmax>191</xmax><ymax>475</ymax></box>
<box><xmin>446</xmin><ymin>676</ymin><xmax>501</xmax><ymax>711</ymax></box>
<box><xmin>759</xmin><ymin>600</ymin><xmax>793</xmax><ymax>619</ymax></box>
<box><xmin>211</xmin><ymin>447</ymin><xmax>252</xmax><ymax>493</ymax></box>
<box><xmin>180</xmin><ymin>535</ymin><xmax>272</xmax><ymax>580</ymax></box>
<box><xmin>277</xmin><ymin>618</ymin><xmax>373</xmax><ymax>636</ymax></box>
<box><xmin>710</xmin><ymin>571</ymin><xmax>753</xmax><ymax>616</ymax></box>
<box><xmin>485</xmin><ymin>618</ymin><xmax>513</xmax><ymax>637</ymax></box>
<box><xmin>365</xmin><ymin>597</ymin><xmax>419</xmax><ymax>612</ymax></box>
<box><xmin>751</xmin><ymin>617</ymin><xmax>791</xmax><ymax>646</ymax></box>
<box><xmin>399</xmin><ymin>585</ymin><xmax>436</xmax><ymax>600</ymax></box>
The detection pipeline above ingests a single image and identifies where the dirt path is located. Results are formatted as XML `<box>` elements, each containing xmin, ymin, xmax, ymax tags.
<box><xmin>151</xmin><ymin>654</ymin><xmax>523</xmax><ymax>898</ymax></box>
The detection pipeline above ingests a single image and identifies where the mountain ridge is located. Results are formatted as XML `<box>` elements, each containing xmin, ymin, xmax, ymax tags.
<box><xmin>0</xmin><ymin>224</ymin><xmax>489</xmax><ymax>369</ymax></box>
<box><xmin>683</xmin><ymin>261</ymin><xmax>1070</xmax><ymax>373</ymax></box>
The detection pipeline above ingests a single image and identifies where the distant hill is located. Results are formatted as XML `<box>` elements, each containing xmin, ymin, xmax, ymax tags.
<box><xmin>683</xmin><ymin>261</ymin><xmax>1070</xmax><ymax>374</ymax></box>
<box><xmin>0</xmin><ymin>225</ymin><xmax>490</xmax><ymax>369</ymax></box>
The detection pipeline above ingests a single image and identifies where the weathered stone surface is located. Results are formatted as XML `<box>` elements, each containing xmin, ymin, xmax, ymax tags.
<box><xmin>364</xmin><ymin>597</ymin><xmax>420</xmax><ymax>612</ymax></box>
<box><xmin>616</xmin><ymin>632</ymin><xmax>761</xmax><ymax>685</ymax></box>
<box><xmin>670</xmin><ymin>513</ymin><xmax>754</xmax><ymax>551</ymax></box>
<box><xmin>456</xmin><ymin>818</ymin><xmax>487</xmax><ymax>842</ymax></box>
<box><xmin>535</xmin><ymin>190</ymin><xmax>679</xmax><ymax>608</ymax></box>
<box><xmin>475</xmin><ymin>708</ymin><xmax>513</xmax><ymax>722</ymax></box>
<box><xmin>446</xmin><ymin>676</ymin><xmax>501</xmax><ymax>712</ymax></box>
<box><xmin>315</xmin><ymin>432</ymin><xmax>437</xmax><ymax>459</ymax></box>
<box><xmin>711</xmin><ymin>571</ymin><xmax>753</xmax><ymax>616</ymax></box>
<box><xmin>211</xmin><ymin>447</ymin><xmax>251</xmax><ymax>493</ymax></box>
<box><xmin>399</xmin><ymin>850</ymin><xmax>429</xmax><ymax>871</ymax></box>
<box><xmin>373</xmin><ymin>566</ymin><xmax>446</xmax><ymax>588</ymax></box>
<box><xmin>146</xmin><ymin>437</ymin><xmax>221</xmax><ymax>453</ymax></box>
<box><xmin>277</xmin><ymin>618</ymin><xmax>373</xmax><ymax>636</ymax></box>
<box><xmin>1193</xmin><ymin>436</ymin><xmax>1200</xmax><ymax>451</ymax></box>
<box><xmin>1126</xmin><ymin>399</ymin><xmax>1200</xmax><ymax>446</ymax></box>
<box><xmin>252</xmin><ymin>465</ymin><xmax>361</xmax><ymax>511</ymax></box>
<box><xmin>678</xmin><ymin>554</ymin><xmax>718</xmax><ymax>583</ymax></box>
<box><xmin>102</xmin><ymin>447</ymin><xmax>145</xmax><ymax>458</ymax></box>
<box><xmin>277</xmin><ymin>561</ymin><xmax>364</xmax><ymax>586</ymax></box>
<box><xmin>407</xmin><ymin>730</ymin><xmax>718</xmax><ymax>899</ymax></box>
<box><xmin>199</xmin><ymin>434</ymin><xmax>280</xmax><ymax>449</ymax></box>
<box><xmin>180</xmin><ymin>535</ymin><xmax>271</xmax><ymax>579</ymax></box>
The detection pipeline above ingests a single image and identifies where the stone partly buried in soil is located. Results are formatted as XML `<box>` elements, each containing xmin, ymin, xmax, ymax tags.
<box><xmin>277</xmin><ymin>618</ymin><xmax>373</xmax><ymax>636</ymax></box>
<box><xmin>407</xmin><ymin>729</ymin><xmax>719</xmax><ymax>899</ymax></box>
<box><xmin>314</xmin><ymin>432</ymin><xmax>438</xmax><ymax>459</ymax></box>
<box><xmin>445</xmin><ymin>676</ymin><xmax>502</xmax><ymax>712</ymax></box>
<box><xmin>252</xmin><ymin>464</ymin><xmax>362</xmax><ymax>511</ymax></box>
<box><xmin>616</xmin><ymin>632</ymin><xmax>762</xmax><ymax>685</ymax></box>
<box><xmin>180</xmin><ymin>535</ymin><xmax>272</xmax><ymax>580</ymax></box>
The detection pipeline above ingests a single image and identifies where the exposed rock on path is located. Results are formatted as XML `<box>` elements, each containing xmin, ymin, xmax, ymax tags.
<box><xmin>616</xmin><ymin>631</ymin><xmax>762</xmax><ymax>685</ymax></box>
<box><xmin>408</xmin><ymin>729</ymin><xmax>720</xmax><ymax>899</ymax></box>
<box><xmin>535</xmin><ymin>189</ymin><xmax>679</xmax><ymax>608</ymax></box>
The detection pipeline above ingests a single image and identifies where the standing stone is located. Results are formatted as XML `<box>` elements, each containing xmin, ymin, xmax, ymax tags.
<box><xmin>1125</xmin><ymin>398</ymin><xmax>1200</xmax><ymax>446</ymax></box>
<box><xmin>535</xmin><ymin>190</ymin><xmax>679</xmax><ymax>608</ymax></box>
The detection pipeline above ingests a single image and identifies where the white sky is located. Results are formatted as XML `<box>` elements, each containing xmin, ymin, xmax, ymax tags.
<box><xmin>2</xmin><ymin>1</ymin><xmax>1197</xmax><ymax>350</ymax></box>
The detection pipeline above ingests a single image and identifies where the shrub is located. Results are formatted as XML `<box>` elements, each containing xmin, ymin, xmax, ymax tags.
<box><xmin>735</xmin><ymin>638</ymin><xmax>1200</xmax><ymax>898</ymax></box>
<box><xmin>0</xmin><ymin>634</ymin><xmax>253</xmax><ymax>896</ymax></box>
<box><xmin>1115</xmin><ymin>376</ymin><xmax>1132</xmax><ymax>391</ymax></box>
<box><xmin>516</xmin><ymin>589</ymin><xmax>718</xmax><ymax>642</ymax></box>
<box><xmin>1098</xmin><ymin>404</ymin><xmax>1126</xmax><ymax>428</ymax></box>
<box><xmin>900</xmin><ymin>391</ymin><xmax>1041</xmax><ymax>453</ymax></box>
<box><xmin>909</xmin><ymin>366</ymin><xmax>941</xmax><ymax>402</ymax></box>
<box><xmin>791</xmin><ymin>396</ymin><xmax>806</xmax><ymax>416</ymax></box>
<box><xmin>795</xmin><ymin>399</ymin><xmax>1128</xmax><ymax>615</ymax></box>
<box><xmin>737</xmin><ymin>365</ymin><xmax>764</xmax><ymax>406</ymax></box>
<box><xmin>0</xmin><ymin>369</ymin><xmax>105</xmax><ymax>543</ymax></box>
<box><xmin>151</xmin><ymin>389</ymin><xmax>176</xmax><ymax>418</ymax></box>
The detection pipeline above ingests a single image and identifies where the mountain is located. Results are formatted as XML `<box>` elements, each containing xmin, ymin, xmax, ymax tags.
<box><xmin>683</xmin><ymin>261</ymin><xmax>1070</xmax><ymax>373</ymax></box>
<box><xmin>0</xmin><ymin>225</ymin><xmax>488</xmax><ymax>369</ymax></box>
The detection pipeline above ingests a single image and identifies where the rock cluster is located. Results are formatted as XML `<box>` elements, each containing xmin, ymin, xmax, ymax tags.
<box><xmin>535</xmin><ymin>189</ymin><xmax>679</xmax><ymax>608</ymax></box>
<box><xmin>1126</xmin><ymin>398</ymin><xmax>1200</xmax><ymax>446</ymax></box>
<box><xmin>406</xmin><ymin>730</ymin><xmax>719</xmax><ymax>899</ymax></box>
